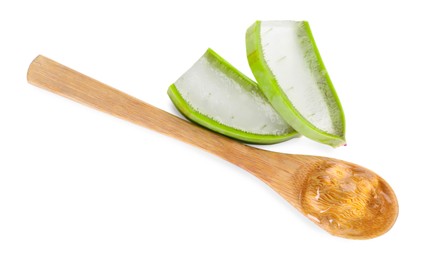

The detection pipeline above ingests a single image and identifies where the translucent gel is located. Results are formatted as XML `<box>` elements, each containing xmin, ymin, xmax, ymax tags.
<box><xmin>260</xmin><ymin>21</ymin><xmax>341</xmax><ymax>135</ymax></box>
<box><xmin>300</xmin><ymin>162</ymin><xmax>396</xmax><ymax>238</ymax></box>
<box><xmin>175</xmin><ymin>53</ymin><xmax>293</xmax><ymax>135</ymax></box>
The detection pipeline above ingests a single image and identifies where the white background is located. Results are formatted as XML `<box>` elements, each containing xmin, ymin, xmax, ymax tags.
<box><xmin>1</xmin><ymin>0</ymin><xmax>419</xmax><ymax>259</ymax></box>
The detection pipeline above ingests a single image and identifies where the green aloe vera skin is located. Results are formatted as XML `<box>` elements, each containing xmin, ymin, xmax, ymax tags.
<box><xmin>168</xmin><ymin>48</ymin><xmax>298</xmax><ymax>144</ymax></box>
<box><xmin>246</xmin><ymin>21</ymin><xmax>346</xmax><ymax>147</ymax></box>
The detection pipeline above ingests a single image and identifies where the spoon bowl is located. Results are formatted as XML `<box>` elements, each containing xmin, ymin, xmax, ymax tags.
<box><xmin>290</xmin><ymin>156</ymin><xmax>397</xmax><ymax>239</ymax></box>
<box><xmin>27</xmin><ymin>55</ymin><xmax>398</xmax><ymax>239</ymax></box>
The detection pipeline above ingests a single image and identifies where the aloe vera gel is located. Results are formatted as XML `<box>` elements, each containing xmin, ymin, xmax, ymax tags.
<box><xmin>168</xmin><ymin>21</ymin><xmax>346</xmax><ymax>147</ymax></box>
<box><xmin>168</xmin><ymin>49</ymin><xmax>297</xmax><ymax>144</ymax></box>
<box><xmin>247</xmin><ymin>21</ymin><xmax>346</xmax><ymax>147</ymax></box>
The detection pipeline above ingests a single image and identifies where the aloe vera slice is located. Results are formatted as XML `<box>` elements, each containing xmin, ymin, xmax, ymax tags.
<box><xmin>246</xmin><ymin>21</ymin><xmax>346</xmax><ymax>147</ymax></box>
<box><xmin>168</xmin><ymin>48</ymin><xmax>298</xmax><ymax>144</ymax></box>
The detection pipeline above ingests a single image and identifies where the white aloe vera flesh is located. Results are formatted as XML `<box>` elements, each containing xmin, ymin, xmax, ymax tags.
<box><xmin>246</xmin><ymin>21</ymin><xmax>346</xmax><ymax>147</ymax></box>
<box><xmin>168</xmin><ymin>49</ymin><xmax>297</xmax><ymax>144</ymax></box>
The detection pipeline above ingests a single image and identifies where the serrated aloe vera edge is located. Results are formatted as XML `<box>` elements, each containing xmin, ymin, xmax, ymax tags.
<box><xmin>168</xmin><ymin>48</ymin><xmax>299</xmax><ymax>144</ymax></box>
<box><xmin>246</xmin><ymin>21</ymin><xmax>346</xmax><ymax>147</ymax></box>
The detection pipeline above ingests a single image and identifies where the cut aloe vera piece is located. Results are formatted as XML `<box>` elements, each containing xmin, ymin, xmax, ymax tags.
<box><xmin>246</xmin><ymin>21</ymin><xmax>346</xmax><ymax>147</ymax></box>
<box><xmin>168</xmin><ymin>48</ymin><xmax>298</xmax><ymax>144</ymax></box>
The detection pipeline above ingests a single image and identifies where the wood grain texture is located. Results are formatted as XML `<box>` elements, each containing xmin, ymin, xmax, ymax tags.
<box><xmin>27</xmin><ymin>55</ymin><xmax>398</xmax><ymax>239</ymax></box>
<box><xmin>26</xmin><ymin>55</ymin><xmax>301</xmax><ymax>200</ymax></box>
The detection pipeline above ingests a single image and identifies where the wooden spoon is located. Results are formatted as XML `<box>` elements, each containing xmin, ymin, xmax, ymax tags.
<box><xmin>27</xmin><ymin>55</ymin><xmax>398</xmax><ymax>239</ymax></box>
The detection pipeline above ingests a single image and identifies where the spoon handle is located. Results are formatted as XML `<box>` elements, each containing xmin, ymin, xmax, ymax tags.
<box><xmin>27</xmin><ymin>55</ymin><xmax>250</xmax><ymax>162</ymax></box>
